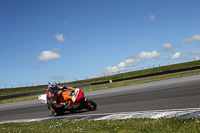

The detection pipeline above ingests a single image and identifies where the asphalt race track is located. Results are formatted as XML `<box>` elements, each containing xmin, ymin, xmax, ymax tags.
<box><xmin>1</xmin><ymin>75</ymin><xmax>200</xmax><ymax>122</ymax></box>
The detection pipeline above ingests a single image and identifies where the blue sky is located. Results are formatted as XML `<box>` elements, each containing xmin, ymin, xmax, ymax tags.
<box><xmin>1</xmin><ymin>0</ymin><xmax>200</xmax><ymax>88</ymax></box>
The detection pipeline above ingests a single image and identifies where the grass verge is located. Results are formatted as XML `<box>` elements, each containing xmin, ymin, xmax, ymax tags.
<box><xmin>1</xmin><ymin>69</ymin><xmax>200</xmax><ymax>104</ymax></box>
<box><xmin>0</xmin><ymin>94</ymin><xmax>39</xmax><ymax>104</ymax></box>
<box><xmin>1</xmin><ymin>117</ymin><xmax>200</xmax><ymax>132</ymax></box>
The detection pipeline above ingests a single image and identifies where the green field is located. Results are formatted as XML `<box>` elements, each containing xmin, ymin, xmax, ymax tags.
<box><xmin>1</xmin><ymin>117</ymin><xmax>200</xmax><ymax>133</ymax></box>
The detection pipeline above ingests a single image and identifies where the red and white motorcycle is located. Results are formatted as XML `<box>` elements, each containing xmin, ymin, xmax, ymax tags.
<box><xmin>38</xmin><ymin>87</ymin><xmax>97</xmax><ymax>116</ymax></box>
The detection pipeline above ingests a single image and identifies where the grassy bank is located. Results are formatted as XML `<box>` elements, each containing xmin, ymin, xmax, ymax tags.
<box><xmin>0</xmin><ymin>94</ymin><xmax>39</xmax><ymax>104</ymax></box>
<box><xmin>1</xmin><ymin>117</ymin><xmax>200</xmax><ymax>132</ymax></box>
<box><xmin>1</xmin><ymin>60</ymin><xmax>200</xmax><ymax>96</ymax></box>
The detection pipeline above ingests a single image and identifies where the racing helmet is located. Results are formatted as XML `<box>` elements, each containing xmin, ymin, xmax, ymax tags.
<box><xmin>48</xmin><ymin>81</ymin><xmax>58</xmax><ymax>93</ymax></box>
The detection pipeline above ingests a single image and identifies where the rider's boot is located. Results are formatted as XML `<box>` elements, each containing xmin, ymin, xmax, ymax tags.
<box><xmin>51</xmin><ymin>108</ymin><xmax>57</xmax><ymax>117</ymax></box>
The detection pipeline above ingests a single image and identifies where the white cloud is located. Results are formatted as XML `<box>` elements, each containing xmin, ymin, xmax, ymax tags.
<box><xmin>104</xmin><ymin>58</ymin><xmax>140</xmax><ymax>75</ymax></box>
<box><xmin>54</xmin><ymin>33</ymin><xmax>66</xmax><ymax>42</ymax></box>
<box><xmin>189</xmin><ymin>50</ymin><xmax>200</xmax><ymax>55</ymax></box>
<box><xmin>38</xmin><ymin>50</ymin><xmax>61</xmax><ymax>61</ymax></box>
<box><xmin>164</xmin><ymin>52</ymin><xmax>181</xmax><ymax>60</ymax></box>
<box><xmin>104</xmin><ymin>51</ymin><xmax>160</xmax><ymax>75</ymax></box>
<box><xmin>149</xmin><ymin>14</ymin><xmax>156</xmax><ymax>20</ymax></box>
<box><xmin>163</xmin><ymin>43</ymin><xmax>172</xmax><ymax>49</ymax></box>
<box><xmin>171</xmin><ymin>52</ymin><xmax>181</xmax><ymax>59</ymax></box>
<box><xmin>181</xmin><ymin>34</ymin><xmax>200</xmax><ymax>43</ymax></box>
<box><xmin>162</xmin><ymin>43</ymin><xmax>173</xmax><ymax>53</ymax></box>
<box><xmin>138</xmin><ymin>51</ymin><xmax>160</xmax><ymax>59</ymax></box>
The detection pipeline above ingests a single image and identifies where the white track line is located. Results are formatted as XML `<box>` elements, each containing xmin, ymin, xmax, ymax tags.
<box><xmin>1</xmin><ymin>108</ymin><xmax>200</xmax><ymax>124</ymax></box>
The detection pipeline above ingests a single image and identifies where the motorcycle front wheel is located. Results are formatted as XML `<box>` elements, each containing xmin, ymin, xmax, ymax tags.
<box><xmin>84</xmin><ymin>99</ymin><xmax>97</xmax><ymax>111</ymax></box>
<box><xmin>52</xmin><ymin>107</ymin><xmax>65</xmax><ymax>116</ymax></box>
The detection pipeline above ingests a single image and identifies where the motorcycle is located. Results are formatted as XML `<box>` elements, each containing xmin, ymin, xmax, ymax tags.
<box><xmin>38</xmin><ymin>87</ymin><xmax>97</xmax><ymax>116</ymax></box>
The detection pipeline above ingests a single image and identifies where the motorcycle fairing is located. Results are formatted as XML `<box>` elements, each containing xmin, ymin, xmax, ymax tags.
<box><xmin>72</xmin><ymin>88</ymin><xmax>84</xmax><ymax>102</ymax></box>
<box><xmin>38</xmin><ymin>94</ymin><xmax>47</xmax><ymax>104</ymax></box>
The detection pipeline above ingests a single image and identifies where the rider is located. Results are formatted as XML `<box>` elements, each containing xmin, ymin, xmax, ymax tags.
<box><xmin>47</xmin><ymin>81</ymin><xmax>75</xmax><ymax>106</ymax></box>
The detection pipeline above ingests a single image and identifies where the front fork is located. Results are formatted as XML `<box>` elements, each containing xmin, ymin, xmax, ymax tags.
<box><xmin>47</xmin><ymin>99</ymin><xmax>57</xmax><ymax>111</ymax></box>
